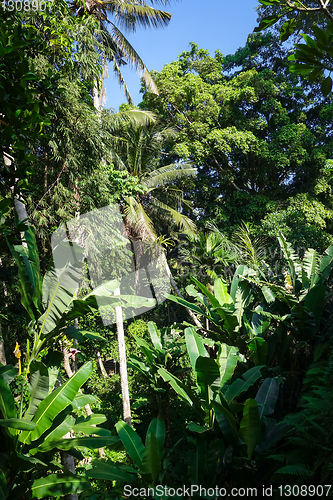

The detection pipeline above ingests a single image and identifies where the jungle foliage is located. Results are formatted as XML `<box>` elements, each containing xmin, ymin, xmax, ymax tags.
<box><xmin>1</xmin><ymin>1</ymin><xmax>333</xmax><ymax>499</ymax></box>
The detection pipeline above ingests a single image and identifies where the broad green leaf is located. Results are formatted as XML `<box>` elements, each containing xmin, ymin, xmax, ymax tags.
<box><xmin>251</xmin><ymin>305</ymin><xmax>270</xmax><ymax>336</ymax></box>
<box><xmin>224</xmin><ymin>366</ymin><xmax>264</xmax><ymax>404</ymax></box>
<box><xmin>20</xmin><ymin>361</ymin><xmax>93</xmax><ymax>444</ymax></box>
<box><xmin>38</xmin><ymin>240</ymin><xmax>83</xmax><ymax>336</ymax></box>
<box><xmin>141</xmin><ymin>432</ymin><xmax>161</xmax><ymax>481</ymax></box>
<box><xmin>188</xmin><ymin>438</ymin><xmax>206</xmax><ymax>485</ymax></box>
<box><xmin>0</xmin><ymin>418</ymin><xmax>36</xmax><ymax>430</ymax></box>
<box><xmin>157</xmin><ymin>367</ymin><xmax>197</xmax><ymax>407</ymax></box>
<box><xmin>280</xmin><ymin>18</ymin><xmax>296</xmax><ymax>42</ymax></box>
<box><xmin>25</xmin><ymin>361</ymin><xmax>49</xmax><ymax>421</ymax></box>
<box><xmin>262</xmin><ymin>285</ymin><xmax>276</xmax><ymax>304</ymax></box>
<box><xmin>33</xmin><ymin>415</ymin><xmax>75</xmax><ymax>452</ymax></box>
<box><xmin>191</xmin><ymin>277</ymin><xmax>220</xmax><ymax>308</ymax></box>
<box><xmin>133</xmin><ymin>335</ymin><xmax>155</xmax><ymax>364</ymax></box>
<box><xmin>185</xmin><ymin>327</ymin><xmax>208</xmax><ymax>372</ymax></box>
<box><xmin>214</xmin><ymin>278</ymin><xmax>233</xmax><ymax>306</ymax></box>
<box><xmin>187</xmin><ymin>422</ymin><xmax>207</xmax><ymax>433</ymax></box>
<box><xmin>239</xmin><ymin>399</ymin><xmax>261</xmax><ymax>459</ymax></box>
<box><xmin>86</xmin><ymin>460</ymin><xmax>136</xmax><ymax>482</ymax></box>
<box><xmin>146</xmin><ymin>418</ymin><xmax>165</xmax><ymax>460</ymax></box>
<box><xmin>0</xmin><ymin>376</ymin><xmax>16</xmax><ymax>420</ymax></box>
<box><xmin>277</xmin><ymin>233</ymin><xmax>301</xmax><ymax>287</ymax></box>
<box><xmin>255</xmin><ymin>377</ymin><xmax>279</xmax><ymax>418</ymax></box>
<box><xmin>64</xmin><ymin>326</ymin><xmax>105</xmax><ymax>342</ymax></box>
<box><xmin>0</xmin><ymin>365</ymin><xmax>18</xmax><ymax>385</ymax></box>
<box><xmin>321</xmin><ymin>76</ymin><xmax>332</xmax><ymax>97</ymax></box>
<box><xmin>217</xmin><ymin>344</ymin><xmax>240</xmax><ymax>387</ymax></box>
<box><xmin>304</xmin><ymin>284</ymin><xmax>326</xmax><ymax>329</ymax></box>
<box><xmin>195</xmin><ymin>356</ymin><xmax>220</xmax><ymax>397</ymax></box>
<box><xmin>31</xmin><ymin>473</ymin><xmax>90</xmax><ymax>499</ymax></box>
<box><xmin>248</xmin><ymin>338</ymin><xmax>268</xmax><ymax>365</ymax></box>
<box><xmin>214</xmin><ymin>403</ymin><xmax>239</xmax><ymax>448</ymax></box>
<box><xmin>254</xmin><ymin>13</ymin><xmax>282</xmax><ymax>32</ymax></box>
<box><xmin>115</xmin><ymin>420</ymin><xmax>145</xmax><ymax>469</ymax></box>
<box><xmin>71</xmin><ymin>393</ymin><xmax>97</xmax><ymax>410</ymax></box>
<box><xmin>302</xmin><ymin>248</ymin><xmax>319</xmax><ymax>288</ymax></box>
<box><xmin>148</xmin><ymin>322</ymin><xmax>162</xmax><ymax>351</ymax></box>
<box><xmin>167</xmin><ymin>294</ymin><xmax>210</xmax><ymax>320</ymax></box>
<box><xmin>37</xmin><ymin>435</ymin><xmax>118</xmax><ymax>452</ymax></box>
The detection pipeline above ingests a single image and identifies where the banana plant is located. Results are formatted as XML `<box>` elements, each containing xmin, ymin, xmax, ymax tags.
<box><xmin>0</xmin><ymin>360</ymin><xmax>119</xmax><ymax>500</ymax></box>
<box><xmin>86</xmin><ymin>417</ymin><xmax>182</xmax><ymax>498</ymax></box>
<box><xmin>157</xmin><ymin>328</ymin><xmax>285</xmax><ymax>488</ymax></box>
<box><xmin>7</xmin><ymin>226</ymin><xmax>155</xmax><ymax>369</ymax></box>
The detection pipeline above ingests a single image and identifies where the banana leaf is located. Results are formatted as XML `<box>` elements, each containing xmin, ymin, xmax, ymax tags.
<box><xmin>185</xmin><ymin>327</ymin><xmax>208</xmax><ymax>372</ymax></box>
<box><xmin>239</xmin><ymin>398</ymin><xmax>261</xmax><ymax>459</ymax></box>
<box><xmin>115</xmin><ymin>420</ymin><xmax>145</xmax><ymax>469</ymax></box>
<box><xmin>20</xmin><ymin>362</ymin><xmax>93</xmax><ymax>445</ymax></box>
<box><xmin>31</xmin><ymin>473</ymin><xmax>90</xmax><ymax>499</ymax></box>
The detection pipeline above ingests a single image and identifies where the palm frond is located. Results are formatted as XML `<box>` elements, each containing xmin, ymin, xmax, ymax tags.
<box><xmin>150</xmin><ymin>197</ymin><xmax>196</xmax><ymax>236</ymax></box>
<box><xmin>109</xmin><ymin>24</ymin><xmax>159</xmax><ymax>93</ymax></box>
<box><xmin>124</xmin><ymin>196</ymin><xmax>156</xmax><ymax>240</ymax></box>
<box><xmin>102</xmin><ymin>0</ymin><xmax>172</xmax><ymax>31</ymax></box>
<box><xmin>143</xmin><ymin>163</ymin><xmax>196</xmax><ymax>190</ymax></box>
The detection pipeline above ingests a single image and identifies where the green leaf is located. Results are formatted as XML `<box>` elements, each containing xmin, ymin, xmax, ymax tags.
<box><xmin>158</xmin><ymin>367</ymin><xmax>198</xmax><ymax>408</ymax></box>
<box><xmin>115</xmin><ymin>420</ymin><xmax>145</xmax><ymax>469</ymax></box>
<box><xmin>38</xmin><ymin>241</ymin><xmax>83</xmax><ymax>336</ymax></box>
<box><xmin>254</xmin><ymin>14</ymin><xmax>282</xmax><ymax>32</ymax></box>
<box><xmin>64</xmin><ymin>326</ymin><xmax>105</xmax><ymax>342</ymax></box>
<box><xmin>0</xmin><ymin>418</ymin><xmax>36</xmax><ymax>430</ymax></box>
<box><xmin>187</xmin><ymin>422</ymin><xmax>207</xmax><ymax>433</ymax></box>
<box><xmin>0</xmin><ymin>376</ymin><xmax>16</xmax><ymax>420</ymax></box>
<box><xmin>146</xmin><ymin>418</ymin><xmax>165</xmax><ymax>460</ymax></box>
<box><xmin>224</xmin><ymin>366</ymin><xmax>264</xmax><ymax>404</ymax></box>
<box><xmin>86</xmin><ymin>460</ymin><xmax>136</xmax><ymax>482</ymax></box>
<box><xmin>302</xmin><ymin>248</ymin><xmax>319</xmax><ymax>288</ymax></box>
<box><xmin>239</xmin><ymin>399</ymin><xmax>261</xmax><ymax>459</ymax></box>
<box><xmin>185</xmin><ymin>327</ymin><xmax>208</xmax><ymax>372</ymax></box>
<box><xmin>71</xmin><ymin>393</ymin><xmax>97</xmax><ymax>410</ymax></box>
<box><xmin>217</xmin><ymin>344</ymin><xmax>240</xmax><ymax>387</ymax></box>
<box><xmin>195</xmin><ymin>356</ymin><xmax>220</xmax><ymax>397</ymax></box>
<box><xmin>0</xmin><ymin>365</ymin><xmax>18</xmax><ymax>385</ymax></box>
<box><xmin>188</xmin><ymin>438</ymin><xmax>206</xmax><ymax>485</ymax></box>
<box><xmin>262</xmin><ymin>285</ymin><xmax>276</xmax><ymax>304</ymax></box>
<box><xmin>248</xmin><ymin>338</ymin><xmax>268</xmax><ymax>366</ymax></box>
<box><xmin>37</xmin><ymin>435</ymin><xmax>118</xmax><ymax>452</ymax></box>
<box><xmin>20</xmin><ymin>362</ymin><xmax>93</xmax><ymax>445</ymax></box>
<box><xmin>31</xmin><ymin>473</ymin><xmax>90</xmax><ymax>499</ymax></box>
<box><xmin>255</xmin><ymin>377</ymin><xmax>279</xmax><ymax>418</ymax></box>
<box><xmin>280</xmin><ymin>18</ymin><xmax>297</xmax><ymax>42</ymax></box>
<box><xmin>251</xmin><ymin>305</ymin><xmax>270</xmax><ymax>336</ymax></box>
<box><xmin>142</xmin><ymin>432</ymin><xmax>161</xmax><ymax>481</ymax></box>
<box><xmin>322</xmin><ymin>76</ymin><xmax>332</xmax><ymax>97</ymax></box>
<box><xmin>148</xmin><ymin>322</ymin><xmax>162</xmax><ymax>351</ymax></box>
<box><xmin>214</xmin><ymin>278</ymin><xmax>233</xmax><ymax>306</ymax></box>
<box><xmin>214</xmin><ymin>403</ymin><xmax>239</xmax><ymax>448</ymax></box>
<box><xmin>167</xmin><ymin>294</ymin><xmax>210</xmax><ymax>319</ymax></box>
<box><xmin>25</xmin><ymin>361</ymin><xmax>49</xmax><ymax>421</ymax></box>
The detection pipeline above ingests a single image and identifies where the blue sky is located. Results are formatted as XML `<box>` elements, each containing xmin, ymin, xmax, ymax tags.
<box><xmin>104</xmin><ymin>0</ymin><xmax>260</xmax><ymax>110</ymax></box>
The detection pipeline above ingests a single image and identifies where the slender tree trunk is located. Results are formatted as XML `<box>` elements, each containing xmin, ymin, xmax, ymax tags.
<box><xmin>114</xmin><ymin>286</ymin><xmax>131</xmax><ymax>426</ymax></box>
<box><xmin>97</xmin><ymin>351</ymin><xmax>108</xmax><ymax>378</ymax></box>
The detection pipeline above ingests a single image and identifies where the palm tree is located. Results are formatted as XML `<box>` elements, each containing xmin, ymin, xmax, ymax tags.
<box><xmin>109</xmin><ymin>117</ymin><xmax>197</xmax><ymax>239</ymax></box>
<box><xmin>70</xmin><ymin>0</ymin><xmax>173</xmax><ymax>103</ymax></box>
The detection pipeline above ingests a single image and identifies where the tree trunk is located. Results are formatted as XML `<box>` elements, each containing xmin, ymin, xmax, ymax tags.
<box><xmin>114</xmin><ymin>286</ymin><xmax>131</xmax><ymax>426</ymax></box>
<box><xmin>97</xmin><ymin>351</ymin><xmax>108</xmax><ymax>378</ymax></box>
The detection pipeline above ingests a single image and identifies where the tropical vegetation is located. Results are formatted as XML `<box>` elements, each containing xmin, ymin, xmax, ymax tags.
<box><xmin>1</xmin><ymin>0</ymin><xmax>333</xmax><ymax>499</ymax></box>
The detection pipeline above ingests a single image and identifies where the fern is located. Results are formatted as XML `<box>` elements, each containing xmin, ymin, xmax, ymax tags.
<box><xmin>275</xmin><ymin>465</ymin><xmax>312</xmax><ymax>476</ymax></box>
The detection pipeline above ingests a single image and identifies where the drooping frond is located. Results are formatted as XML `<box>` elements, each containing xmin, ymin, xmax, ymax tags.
<box><xmin>108</xmin><ymin>24</ymin><xmax>159</xmax><ymax>93</ymax></box>
<box><xmin>143</xmin><ymin>163</ymin><xmax>197</xmax><ymax>190</ymax></box>
<box><xmin>150</xmin><ymin>197</ymin><xmax>196</xmax><ymax>236</ymax></box>
<box><xmin>102</xmin><ymin>0</ymin><xmax>172</xmax><ymax>31</ymax></box>
<box><xmin>124</xmin><ymin>196</ymin><xmax>156</xmax><ymax>240</ymax></box>
<box><xmin>112</xmin><ymin>57</ymin><xmax>134</xmax><ymax>103</ymax></box>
